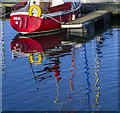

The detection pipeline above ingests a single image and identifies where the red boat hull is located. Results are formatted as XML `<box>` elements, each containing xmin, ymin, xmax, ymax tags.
<box><xmin>10</xmin><ymin>10</ymin><xmax>79</xmax><ymax>34</ymax></box>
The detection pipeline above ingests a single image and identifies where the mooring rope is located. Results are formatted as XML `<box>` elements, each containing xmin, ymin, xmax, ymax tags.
<box><xmin>48</xmin><ymin>16</ymin><xmax>64</xmax><ymax>24</ymax></box>
<box><xmin>0</xmin><ymin>11</ymin><xmax>12</xmax><ymax>18</ymax></box>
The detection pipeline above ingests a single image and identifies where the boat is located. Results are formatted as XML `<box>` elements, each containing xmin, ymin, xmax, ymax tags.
<box><xmin>10</xmin><ymin>0</ymin><xmax>81</xmax><ymax>34</ymax></box>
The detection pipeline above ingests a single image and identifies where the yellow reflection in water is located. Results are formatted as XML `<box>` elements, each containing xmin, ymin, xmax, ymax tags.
<box><xmin>29</xmin><ymin>52</ymin><xmax>42</xmax><ymax>65</ymax></box>
<box><xmin>54</xmin><ymin>82</ymin><xmax>63</xmax><ymax>112</ymax></box>
<box><xmin>91</xmin><ymin>36</ymin><xmax>101</xmax><ymax>111</ymax></box>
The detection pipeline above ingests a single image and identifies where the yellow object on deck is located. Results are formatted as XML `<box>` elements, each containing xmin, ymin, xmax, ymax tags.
<box><xmin>28</xmin><ymin>5</ymin><xmax>41</xmax><ymax>17</ymax></box>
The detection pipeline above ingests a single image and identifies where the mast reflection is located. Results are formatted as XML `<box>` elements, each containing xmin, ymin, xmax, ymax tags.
<box><xmin>65</xmin><ymin>47</ymin><xmax>77</xmax><ymax>112</ymax></box>
<box><xmin>83</xmin><ymin>43</ymin><xmax>92</xmax><ymax>111</ymax></box>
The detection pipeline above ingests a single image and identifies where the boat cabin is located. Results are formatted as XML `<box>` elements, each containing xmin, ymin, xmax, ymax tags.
<box><xmin>12</xmin><ymin>0</ymin><xmax>80</xmax><ymax>16</ymax></box>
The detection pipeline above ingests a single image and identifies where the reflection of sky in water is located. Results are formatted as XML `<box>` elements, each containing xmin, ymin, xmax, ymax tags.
<box><xmin>2</xmin><ymin>20</ymin><xmax>119</xmax><ymax>112</ymax></box>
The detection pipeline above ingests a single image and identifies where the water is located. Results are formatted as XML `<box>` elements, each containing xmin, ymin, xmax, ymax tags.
<box><xmin>1</xmin><ymin>19</ymin><xmax>119</xmax><ymax>112</ymax></box>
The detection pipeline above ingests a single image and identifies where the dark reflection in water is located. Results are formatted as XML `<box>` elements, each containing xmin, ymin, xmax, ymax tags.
<box><xmin>2</xmin><ymin>20</ymin><xmax>118</xmax><ymax>112</ymax></box>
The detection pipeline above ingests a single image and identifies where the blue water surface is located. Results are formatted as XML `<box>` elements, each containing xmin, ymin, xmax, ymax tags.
<box><xmin>2</xmin><ymin>20</ymin><xmax>119</xmax><ymax>112</ymax></box>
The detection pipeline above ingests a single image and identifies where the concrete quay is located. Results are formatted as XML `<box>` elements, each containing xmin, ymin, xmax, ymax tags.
<box><xmin>61</xmin><ymin>2</ymin><xmax>120</xmax><ymax>38</ymax></box>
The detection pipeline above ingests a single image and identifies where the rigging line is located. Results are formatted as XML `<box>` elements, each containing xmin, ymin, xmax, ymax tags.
<box><xmin>47</xmin><ymin>16</ymin><xmax>64</xmax><ymax>24</ymax></box>
<box><xmin>30</xmin><ymin>62</ymin><xmax>36</xmax><ymax>81</ymax></box>
<box><xmin>0</xmin><ymin>11</ymin><xmax>12</xmax><ymax>18</ymax></box>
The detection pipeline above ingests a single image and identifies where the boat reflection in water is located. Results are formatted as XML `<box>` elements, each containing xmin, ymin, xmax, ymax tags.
<box><xmin>11</xmin><ymin>29</ymin><xmax>71</xmax><ymax>82</ymax></box>
<box><xmin>10</xmin><ymin>29</ymin><xmax>103</xmax><ymax>111</ymax></box>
